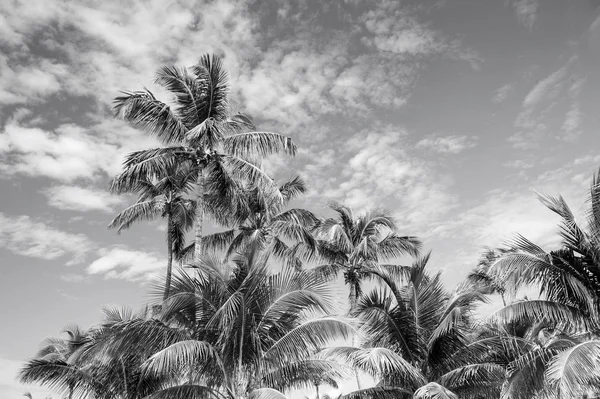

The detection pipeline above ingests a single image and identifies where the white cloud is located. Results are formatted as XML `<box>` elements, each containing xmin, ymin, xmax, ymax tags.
<box><xmin>300</xmin><ymin>128</ymin><xmax>458</xmax><ymax>234</ymax></box>
<box><xmin>503</xmin><ymin>160</ymin><xmax>534</xmax><ymax>169</ymax></box>
<box><xmin>0</xmin><ymin>212</ymin><xmax>95</xmax><ymax>263</ymax></box>
<box><xmin>509</xmin><ymin>56</ymin><xmax>579</xmax><ymax>149</ymax></box>
<box><xmin>416</xmin><ymin>135</ymin><xmax>478</xmax><ymax>154</ymax></box>
<box><xmin>493</xmin><ymin>83</ymin><xmax>513</xmax><ymax>103</ymax></box>
<box><xmin>44</xmin><ymin>185</ymin><xmax>124</xmax><ymax>213</ymax></box>
<box><xmin>560</xmin><ymin>103</ymin><xmax>583</xmax><ymax>142</ymax></box>
<box><xmin>0</xmin><ymin>119</ymin><xmax>160</xmax><ymax>182</ymax></box>
<box><xmin>522</xmin><ymin>62</ymin><xmax>570</xmax><ymax>108</ymax></box>
<box><xmin>511</xmin><ymin>0</ymin><xmax>540</xmax><ymax>30</ymax></box>
<box><xmin>88</xmin><ymin>247</ymin><xmax>166</xmax><ymax>282</ymax></box>
<box><xmin>60</xmin><ymin>273</ymin><xmax>88</xmax><ymax>283</ymax></box>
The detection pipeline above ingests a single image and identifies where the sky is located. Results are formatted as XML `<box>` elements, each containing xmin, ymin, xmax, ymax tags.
<box><xmin>1</xmin><ymin>0</ymin><xmax>600</xmax><ymax>397</ymax></box>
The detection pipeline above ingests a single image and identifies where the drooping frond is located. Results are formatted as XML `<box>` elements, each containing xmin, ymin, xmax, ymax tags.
<box><xmin>546</xmin><ymin>340</ymin><xmax>600</xmax><ymax>398</ymax></box>
<box><xmin>341</xmin><ymin>387</ymin><xmax>412</xmax><ymax>399</ymax></box>
<box><xmin>141</xmin><ymin>340</ymin><xmax>224</xmax><ymax>381</ymax></box>
<box><xmin>279</xmin><ymin>176</ymin><xmax>307</xmax><ymax>203</ymax></box>
<box><xmin>18</xmin><ymin>359</ymin><xmax>91</xmax><ymax>398</ymax></box>
<box><xmin>264</xmin><ymin>318</ymin><xmax>354</xmax><ymax>361</ymax></box>
<box><xmin>248</xmin><ymin>388</ymin><xmax>288</xmax><ymax>399</ymax></box>
<box><xmin>146</xmin><ymin>384</ymin><xmax>226</xmax><ymax>399</ymax></box>
<box><xmin>108</xmin><ymin>199</ymin><xmax>164</xmax><ymax>232</ymax></box>
<box><xmin>413</xmin><ymin>382</ymin><xmax>458</xmax><ymax>399</ymax></box>
<box><xmin>437</xmin><ymin>363</ymin><xmax>505</xmax><ymax>398</ymax></box>
<box><xmin>260</xmin><ymin>359</ymin><xmax>352</xmax><ymax>391</ymax></box>
<box><xmin>487</xmin><ymin>300</ymin><xmax>588</xmax><ymax>329</ymax></box>
<box><xmin>375</xmin><ymin>234</ymin><xmax>422</xmax><ymax>260</ymax></box>
<box><xmin>223</xmin><ymin>132</ymin><xmax>297</xmax><ymax>160</ymax></box>
<box><xmin>321</xmin><ymin>346</ymin><xmax>426</xmax><ymax>390</ymax></box>
<box><xmin>113</xmin><ymin>89</ymin><xmax>187</xmax><ymax>144</ymax></box>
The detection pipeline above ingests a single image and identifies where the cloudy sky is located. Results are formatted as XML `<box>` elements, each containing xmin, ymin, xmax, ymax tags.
<box><xmin>2</xmin><ymin>0</ymin><xmax>600</xmax><ymax>396</ymax></box>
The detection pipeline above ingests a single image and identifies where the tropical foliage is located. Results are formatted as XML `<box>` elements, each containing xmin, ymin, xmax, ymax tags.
<box><xmin>19</xmin><ymin>54</ymin><xmax>600</xmax><ymax>399</ymax></box>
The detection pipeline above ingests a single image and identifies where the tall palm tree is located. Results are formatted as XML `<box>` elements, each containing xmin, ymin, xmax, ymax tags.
<box><xmin>109</xmin><ymin>162</ymin><xmax>196</xmax><ymax>299</ymax></box>
<box><xmin>295</xmin><ymin>202</ymin><xmax>421</xmax><ymax>313</ymax></box>
<box><xmin>113</xmin><ymin>54</ymin><xmax>296</xmax><ymax>265</ymax></box>
<box><xmin>325</xmin><ymin>255</ymin><xmax>506</xmax><ymax>399</ymax></box>
<box><xmin>19</xmin><ymin>326</ymin><xmax>89</xmax><ymax>399</ymax></box>
<box><xmin>185</xmin><ymin>176</ymin><xmax>319</xmax><ymax>270</ymax></box>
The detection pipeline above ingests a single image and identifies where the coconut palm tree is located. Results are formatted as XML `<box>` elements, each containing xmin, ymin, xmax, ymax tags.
<box><xmin>325</xmin><ymin>255</ymin><xmax>506</xmax><ymax>399</ymax></box>
<box><xmin>294</xmin><ymin>202</ymin><xmax>421</xmax><ymax>313</ymax></box>
<box><xmin>480</xmin><ymin>169</ymin><xmax>600</xmax><ymax>398</ymax></box>
<box><xmin>19</xmin><ymin>326</ymin><xmax>89</xmax><ymax>399</ymax></box>
<box><xmin>68</xmin><ymin>248</ymin><xmax>354</xmax><ymax>399</ymax></box>
<box><xmin>183</xmin><ymin>176</ymin><xmax>319</xmax><ymax>270</ymax></box>
<box><xmin>113</xmin><ymin>54</ymin><xmax>296</xmax><ymax>265</ymax></box>
<box><xmin>109</xmin><ymin>162</ymin><xmax>196</xmax><ymax>299</ymax></box>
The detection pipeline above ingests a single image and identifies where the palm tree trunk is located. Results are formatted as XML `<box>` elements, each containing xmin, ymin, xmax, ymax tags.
<box><xmin>163</xmin><ymin>213</ymin><xmax>174</xmax><ymax>300</ymax></box>
<box><xmin>348</xmin><ymin>282</ymin><xmax>362</xmax><ymax>390</ymax></box>
<box><xmin>315</xmin><ymin>383</ymin><xmax>320</xmax><ymax>399</ymax></box>
<box><xmin>194</xmin><ymin>168</ymin><xmax>205</xmax><ymax>264</ymax></box>
<box><xmin>348</xmin><ymin>281</ymin><xmax>358</xmax><ymax>315</ymax></box>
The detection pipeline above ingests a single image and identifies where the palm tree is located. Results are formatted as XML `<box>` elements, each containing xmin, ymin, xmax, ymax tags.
<box><xmin>185</xmin><ymin>176</ymin><xmax>319</xmax><ymax>270</ymax></box>
<box><xmin>113</xmin><ymin>54</ymin><xmax>296</xmax><ymax>265</ymax></box>
<box><xmin>109</xmin><ymin>162</ymin><xmax>196</xmax><ymax>299</ymax></box>
<box><xmin>480</xmin><ymin>169</ymin><xmax>600</xmax><ymax>397</ymax></box>
<box><xmin>325</xmin><ymin>255</ymin><xmax>506</xmax><ymax>399</ymax></box>
<box><xmin>69</xmin><ymin>248</ymin><xmax>354</xmax><ymax>399</ymax></box>
<box><xmin>295</xmin><ymin>202</ymin><xmax>421</xmax><ymax>313</ymax></box>
<box><xmin>19</xmin><ymin>326</ymin><xmax>88</xmax><ymax>399</ymax></box>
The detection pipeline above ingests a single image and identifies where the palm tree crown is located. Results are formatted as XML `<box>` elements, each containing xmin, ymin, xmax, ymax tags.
<box><xmin>114</xmin><ymin>53</ymin><xmax>297</xmax><ymax>265</ymax></box>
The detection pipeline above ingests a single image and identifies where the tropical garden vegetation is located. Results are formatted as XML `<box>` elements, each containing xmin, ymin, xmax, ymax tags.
<box><xmin>19</xmin><ymin>54</ymin><xmax>600</xmax><ymax>399</ymax></box>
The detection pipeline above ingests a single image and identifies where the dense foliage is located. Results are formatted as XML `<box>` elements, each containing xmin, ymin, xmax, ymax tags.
<box><xmin>19</xmin><ymin>55</ymin><xmax>600</xmax><ymax>399</ymax></box>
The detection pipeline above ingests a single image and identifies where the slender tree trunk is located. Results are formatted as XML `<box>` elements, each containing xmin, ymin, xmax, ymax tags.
<box><xmin>348</xmin><ymin>281</ymin><xmax>362</xmax><ymax>390</ymax></box>
<box><xmin>194</xmin><ymin>168</ymin><xmax>205</xmax><ymax>264</ymax></box>
<box><xmin>348</xmin><ymin>281</ymin><xmax>358</xmax><ymax>315</ymax></box>
<box><xmin>316</xmin><ymin>384</ymin><xmax>320</xmax><ymax>399</ymax></box>
<box><xmin>163</xmin><ymin>213</ymin><xmax>174</xmax><ymax>300</ymax></box>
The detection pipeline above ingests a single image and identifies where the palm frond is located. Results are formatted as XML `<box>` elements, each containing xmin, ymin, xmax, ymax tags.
<box><xmin>279</xmin><ymin>176</ymin><xmax>307</xmax><ymax>203</ymax></box>
<box><xmin>146</xmin><ymin>384</ymin><xmax>226</xmax><ymax>399</ymax></box>
<box><xmin>413</xmin><ymin>382</ymin><xmax>458</xmax><ymax>399</ymax></box>
<box><xmin>546</xmin><ymin>340</ymin><xmax>600</xmax><ymax>398</ymax></box>
<box><xmin>321</xmin><ymin>346</ymin><xmax>426</xmax><ymax>390</ymax></box>
<box><xmin>108</xmin><ymin>200</ymin><xmax>164</xmax><ymax>232</ymax></box>
<box><xmin>223</xmin><ymin>132</ymin><xmax>297</xmax><ymax>159</ymax></box>
<box><xmin>341</xmin><ymin>387</ymin><xmax>412</xmax><ymax>399</ymax></box>
<box><xmin>487</xmin><ymin>300</ymin><xmax>588</xmax><ymax>329</ymax></box>
<box><xmin>155</xmin><ymin>65</ymin><xmax>204</xmax><ymax>128</ymax></box>
<box><xmin>113</xmin><ymin>89</ymin><xmax>187</xmax><ymax>144</ymax></box>
<box><xmin>264</xmin><ymin>318</ymin><xmax>354</xmax><ymax>361</ymax></box>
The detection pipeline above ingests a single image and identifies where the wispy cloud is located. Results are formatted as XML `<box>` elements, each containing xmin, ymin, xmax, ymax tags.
<box><xmin>0</xmin><ymin>120</ymin><xmax>159</xmax><ymax>182</ymax></box>
<box><xmin>300</xmin><ymin>128</ymin><xmax>458</xmax><ymax>234</ymax></box>
<box><xmin>503</xmin><ymin>160</ymin><xmax>534</xmax><ymax>169</ymax></box>
<box><xmin>511</xmin><ymin>0</ymin><xmax>540</xmax><ymax>30</ymax></box>
<box><xmin>509</xmin><ymin>56</ymin><xmax>579</xmax><ymax>149</ymax></box>
<box><xmin>44</xmin><ymin>185</ymin><xmax>124</xmax><ymax>213</ymax></box>
<box><xmin>560</xmin><ymin>103</ymin><xmax>583</xmax><ymax>142</ymax></box>
<box><xmin>416</xmin><ymin>134</ymin><xmax>478</xmax><ymax>154</ymax></box>
<box><xmin>493</xmin><ymin>83</ymin><xmax>514</xmax><ymax>103</ymax></box>
<box><xmin>0</xmin><ymin>212</ymin><xmax>95</xmax><ymax>263</ymax></box>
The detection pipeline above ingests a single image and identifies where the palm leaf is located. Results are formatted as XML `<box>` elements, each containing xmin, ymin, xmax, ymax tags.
<box><xmin>113</xmin><ymin>89</ymin><xmax>187</xmax><ymax>144</ymax></box>
<box><xmin>546</xmin><ymin>340</ymin><xmax>600</xmax><ymax>398</ymax></box>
